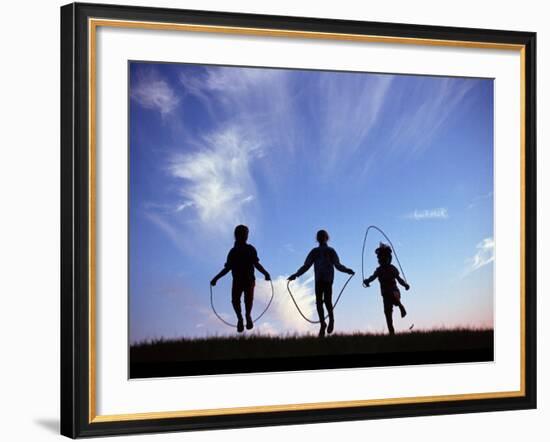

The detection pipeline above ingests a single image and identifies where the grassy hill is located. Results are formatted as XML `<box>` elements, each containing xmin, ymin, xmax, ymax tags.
<box><xmin>131</xmin><ymin>328</ymin><xmax>493</xmax><ymax>364</ymax></box>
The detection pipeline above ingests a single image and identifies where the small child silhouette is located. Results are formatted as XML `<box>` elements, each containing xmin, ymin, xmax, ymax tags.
<box><xmin>210</xmin><ymin>225</ymin><xmax>271</xmax><ymax>333</ymax></box>
<box><xmin>363</xmin><ymin>243</ymin><xmax>410</xmax><ymax>335</ymax></box>
<box><xmin>288</xmin><ymin>230</ymin><xmax>354</xmax><ymax>337</ymax></box>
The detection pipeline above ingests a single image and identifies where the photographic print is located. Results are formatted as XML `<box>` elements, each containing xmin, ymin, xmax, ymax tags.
<box><xmin>129</xmin><ymin>61</ymin><xmax>495</xmax><ymax>378</ymax></box>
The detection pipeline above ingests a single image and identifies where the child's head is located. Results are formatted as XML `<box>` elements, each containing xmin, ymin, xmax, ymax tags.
<box><xmin>234</xmin><ymin>224</ymin><xmax>249</xmax><ymax>243</ymax></box>
<box><xmin>375</xmin><ymin>243</ymin><xmax>392</xmax><ymax>265</ymax></box>
<box><xmin>316</xmin><ymin>229</ymin><xmax>329</xmax><ymax>244</ymax></box>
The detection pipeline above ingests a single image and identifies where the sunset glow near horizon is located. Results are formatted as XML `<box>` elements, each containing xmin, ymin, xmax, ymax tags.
<box><xmin>129</xmin><ymin>61</ymin><xmax>494</xmax><ymax>343</ymax></box>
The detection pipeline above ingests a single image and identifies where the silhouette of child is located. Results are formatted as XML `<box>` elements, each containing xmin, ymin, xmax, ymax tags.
<box><xmin>288</xmin><ymin>230</ymin><xmax>354</xmax><ymax>337</ymax></box>
<box><xmin>210</xmin><ymin>225</ymin><xmax>271</xmax><ymax>333</ymax></box>
<box><xmin>363</xmin><ymin>243</ymin><xmax>410</xmax><ymax>335</ymax></box>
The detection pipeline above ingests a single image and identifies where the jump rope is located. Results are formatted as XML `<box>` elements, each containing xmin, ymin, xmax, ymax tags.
<box><xmin>210</xmin><ymin>279</ymin><xmax>275</xmax><ymax>328</ymax></box>
<box><xmin>210</xmin><ymin>225</ymin><xmax>408</xmax><ymax>328</ymax></box>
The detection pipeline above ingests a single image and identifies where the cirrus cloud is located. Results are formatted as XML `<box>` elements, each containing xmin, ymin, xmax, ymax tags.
<box><xmin>131</xmin><ymin>70</ymin><xmax>179</xmax><ymax>116</ymax></box>
<box><xmin>253</xmin><ymin>275</ymin><xmax>318</xmax><ymax>335</ymax></box>
<box><xmin>463</xmin><ymin>237</ymin><xmax>495</xmax><ymax>277</ymax></box>
<box><xmin>406</xmin><ymin>207</ymin><xmax>449</xmax><ymax>221</ymax></box>
<box><xmin>167</xmin><ymin>125</ymin><xmax>262</xmax><ymax>232</ymax></box>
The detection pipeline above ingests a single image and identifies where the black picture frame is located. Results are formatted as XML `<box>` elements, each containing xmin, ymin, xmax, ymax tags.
<box><xmin>61</xmin><ymin>2</ymin><xmax>537</xmax><ymax>438</ymax></box>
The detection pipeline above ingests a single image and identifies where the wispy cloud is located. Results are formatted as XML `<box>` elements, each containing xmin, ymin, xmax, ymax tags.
<box><xmin>131</xmin><ymin>70</ymin><xmax>179</xmax><ymax>116</ymax></box>
<box><xmin>468</xmin><ymin>191</ymin><xmax>493</xmax><ymax>209</ymax></box>
<box><xmin>252</xmin><ymin>321</ymin><xmax>280</xmax><ymax>336</ymax></box>
<box><xmin>464</xmin><ymin>237</ymin><xmax>494</xmax><ymax>276</ymax></box>
<box><xmin>185</xmin><ymin>66</ymin><xmax>282</xmax><ymax>97</ymax></box>
<box><xmin>254</xmin><ymin>275</ymin><xmax>317</xmax><ymax>334</ymax></box>
<box><xmin>174</xmin><ymin>201</ymin><xmax>194</xmax><ymax>212</ymax></box>
<box><xmin>405</xmin><ymin>207</ymin><xmax>449</xmax><ymax>221</ymax></box>
<box><xmin>179</xmin><ymin>66</ymin><xmax>294</xmax><ymax>136</ymax></box>
<box><xmin>283</xmin><ymin>243</ymin><xmax>296</xmax><ymax>253</ymax></box>
<box><xmin>142</xmin><ymin>67</ymin><xmax>290</xmax><ymax>253</ymax></box>
<box><xmin>389</xmin><ymin>78</ymin><xmax>477</xmax><ymax>155</ymax></box>
<box><xmin>317</xmin><ymin>73</ymin><xmax>394</xmax><ymax>174</ymax></box>
<box><xmin>144</xmin><ymin>211</ymin><xmax>190</xmax><ymax>253</ymax></box>
<box><xmin>179</xmin><ymin>67</ymin><xmax>398</xmax><ymax>182</ymax></box>
<box><xmin>180</xmin><ymin>66</ymin><xmax>286</xmax><ymax>109</ymax></box>
<box><xmin>180</xmin><ymin>65</ymin><xmax>302</xmax><ymax>187</ymax></box>
<box><xmin>167</xmin><ymin>125</ymin><xmax>261</xmax><ymax>233</ymax></box>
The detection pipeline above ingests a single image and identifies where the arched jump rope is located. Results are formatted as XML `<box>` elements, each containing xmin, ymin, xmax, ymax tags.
<box><xmin>361</xmin><ymin>225</ymin><xmax>414</xmax><ymax>330</ymax></box>
<box><xmin>286</xmin><ymin>273</ymin><xmax>355</xmax><ymax>324</ymax></box>
<box><xmin>209</xmin><ymin>280</ymin><xmax>275</xmax><ymax>328</ymax></box>
<box><xmin>361</xmin><ymin>225</ymin><xmax>408</xmax><ymax>286</ymax></box>
<box><xmin>210</xmin><ymin>225</ymin><xmax>409</xmax><ymax>328</ymax></box>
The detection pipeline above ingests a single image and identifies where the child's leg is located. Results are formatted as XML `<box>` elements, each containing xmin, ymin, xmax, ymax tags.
<box><xmin>323</xmin><ymin>282</ymin><xmax>335</xmax><ymax>333</ymax></box>
<box><xmin>384</xmin><ymin>310</ymin><xmax>395</xmax><ymax>335</ymax></box>
<box><xmin>244</xmin><ymin>281</ymin><xmax>255</xmax><ymax>329</ymax></box>
<box><xmin>231</xmin><ymin>280</ymin><xmax>244</xmax><ymax>332</ymax></box>
<box><xmin>383</xmin><ymin>296</ymin><xmax>395</xmax><ymax>335</ymax></box>
<box><xmin>314</xmin><ymin>280</ymin><xmax>327</xmax><ymax>337</ymax></box>
<box><xmin>314</xmin><ymin>280</ymin><xmax>326</xmax><ymax>324</ymax></box>
<box><xmin>393</xmin><ymin>290</ymin><xmax>407</xmax><ymax>318</ymax></box>
<box><xmin>397</xmin><ymin>301</ymin><xmax>407</xmax><ymax>318</ymax></box>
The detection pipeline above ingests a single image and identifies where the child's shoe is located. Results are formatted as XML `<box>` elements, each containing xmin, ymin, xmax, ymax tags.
<box><xmin>246</xmin><ymin>315</ymin><xmax>254</xmax><ymax>330</ymax></box>
<box><xmin>319</xmin><ymin>322</ymin><xmax>327</xmax><ymax>337</ymax></box>
<box><xmin>237</xmin><ymin>319</ymin><xmax>244</xmax><ymax>333</ymax></box>
<box><xmin>399</xmin><ymin>305</ymin><xmax>407</xmax><ymax>318</ymax></box>
<box><xmin>327</xmin><ymin>319</ymin><xmax>334</xmax><ymax>334</ymax></box>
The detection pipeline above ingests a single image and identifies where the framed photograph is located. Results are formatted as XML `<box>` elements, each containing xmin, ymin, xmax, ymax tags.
<box><xmin>60</xmin><ymin>2</ymin><xmax>536</xmax><ymax>438</ymax></box>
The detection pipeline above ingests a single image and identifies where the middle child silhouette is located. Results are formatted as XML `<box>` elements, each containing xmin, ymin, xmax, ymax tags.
<box><xmin>288</xmin><ymin>230</ymin><xmax>354</xmax><ymax>337</ymax></box>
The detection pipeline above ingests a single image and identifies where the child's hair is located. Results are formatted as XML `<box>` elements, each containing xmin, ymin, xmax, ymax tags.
<box><xmin>234</xmin><ymin>224</ymin><xmax>249</xmax><ymax>243</ymax></box>
<box><xmin>375</xmin><ymin>243</ymin><xmax>392</xmax><ymax>264</ymax></box>
<box><xmin>316</xmin><ymin>229</ymin><xmax>329</xmax><ymax>243</ymax></box>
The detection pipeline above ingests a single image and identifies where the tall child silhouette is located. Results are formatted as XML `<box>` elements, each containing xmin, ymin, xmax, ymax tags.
<box><xmin>288</xmin><ymin>230</ymin><xmax>354</xmax><ymax>337</ymax></box>
<box><xmin>363</xmin><ymin>243</ymin><xmax>410</xmax><ymax>335</ymax></box>
<box><xmin>210</xmin><ymin>225</ymin><xmax>271</xmax><ymax>333</ymax></box>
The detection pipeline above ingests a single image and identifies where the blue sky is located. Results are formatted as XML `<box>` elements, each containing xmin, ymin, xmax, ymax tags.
<box><xmin>129</xmin><ymin>61</ymin><xmax>494</xmax><ymax>343</ymax></box>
